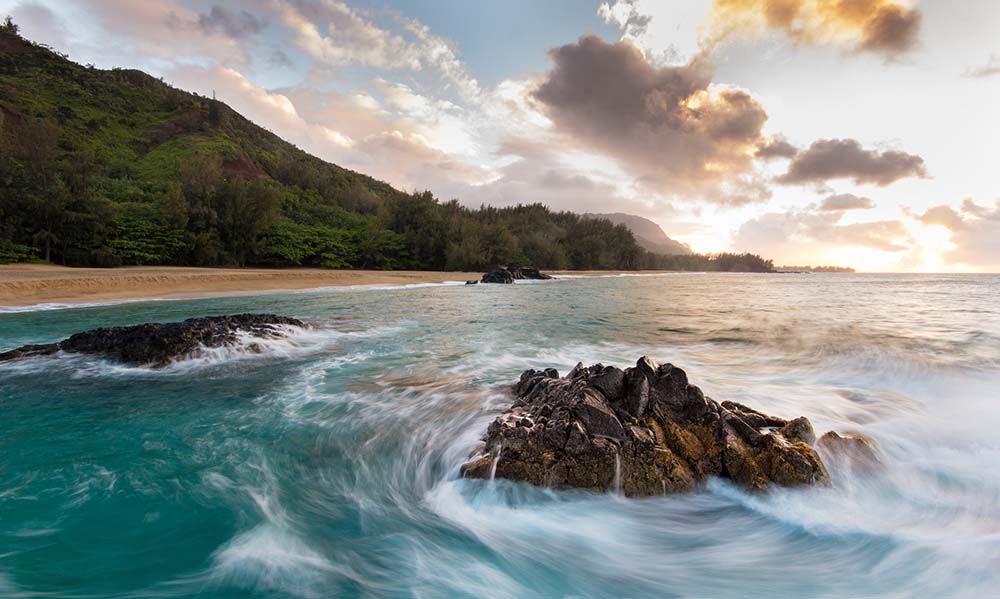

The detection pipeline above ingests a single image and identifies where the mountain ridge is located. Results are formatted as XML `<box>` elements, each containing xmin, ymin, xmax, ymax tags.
<box><xmin>585</xmin><ymin>213</ymin><xmax>692</xmax><ymax>255</ymax></box>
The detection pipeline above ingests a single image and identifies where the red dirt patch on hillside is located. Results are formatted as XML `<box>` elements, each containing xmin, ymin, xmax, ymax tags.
<box><xmin>223</xmin><ymin>154</ymin><xmax>266</xmax><ymax>180</ymax></box>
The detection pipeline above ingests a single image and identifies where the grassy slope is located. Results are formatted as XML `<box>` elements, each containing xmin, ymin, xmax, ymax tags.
<box><xmin>0</xmin><ymin>31</ymin><xmax>400</xmax><ymax>202</ymax></box>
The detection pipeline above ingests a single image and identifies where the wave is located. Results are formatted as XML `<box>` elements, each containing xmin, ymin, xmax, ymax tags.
<box><xmin>207</xmin><ymin>523</ymin><xmax>343</xmax><ymax>598</ymax></box>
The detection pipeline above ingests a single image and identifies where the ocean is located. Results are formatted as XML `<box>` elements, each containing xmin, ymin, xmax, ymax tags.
<box><xmin>1</xmin><ymin>273</ymin><xmax>998</xmax><ymax>598</ymax></box>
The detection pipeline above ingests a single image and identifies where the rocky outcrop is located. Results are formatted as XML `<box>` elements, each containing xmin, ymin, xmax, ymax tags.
<box><xmin>461</xmin><ymin>357</ymin><xmax>830</xmax><ymax>496</ymax></box>
<box><xmin>0</xmin><ymin>313</ymin><xmax>304</xmax><ymax>367</ymax></box>
<box><xmin>480</xmin><ymin>266</ymin><xmax>554</xmax><ymax>284</ymax></box>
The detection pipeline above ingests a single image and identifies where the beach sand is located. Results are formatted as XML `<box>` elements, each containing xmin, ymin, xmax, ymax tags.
<box><xmin>0</xmin><ymin>265</ymin><xmax>489</xmax><ymax>307</ymax></box>
<box><xmin>0</xmin><ymin>265</ymin><xmax>643</xmax><ymax>308</ymax></box>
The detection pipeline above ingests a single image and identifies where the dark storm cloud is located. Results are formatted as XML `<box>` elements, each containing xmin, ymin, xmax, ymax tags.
<box><xmin>531</xmin><ymin>35</ymin><xmax>770</xmax><ymax>204</ymax></box>
<box><xmin>777</xmin><ymin>138</ymin><xmax>927</xmax><ymax>186</ymax></box>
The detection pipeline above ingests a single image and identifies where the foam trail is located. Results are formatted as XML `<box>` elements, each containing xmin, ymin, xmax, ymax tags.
<box><xmin>613</xmin><ymin>449</ymin><xmax>622</xmax><ymax>496</ymax></box>
<box><xmin>489</xmin><ymin>443</ymin><xmax>503</xmax><ymax>481</ymax></box>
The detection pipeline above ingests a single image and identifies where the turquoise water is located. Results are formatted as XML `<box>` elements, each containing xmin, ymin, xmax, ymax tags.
<box><xmin>1</xmin><ymin>273</ymin><xmax>998</xmax><ymax>598</ymax></box>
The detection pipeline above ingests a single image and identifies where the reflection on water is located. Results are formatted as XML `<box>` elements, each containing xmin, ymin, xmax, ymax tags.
<box><xmin>1</xmin><ymin>273</ymin><xmax>998</xmax><ymax>598</ymax></box>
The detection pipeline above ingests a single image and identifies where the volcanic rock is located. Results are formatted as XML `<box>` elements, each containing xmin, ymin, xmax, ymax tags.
<box><xmin>461</xmin><ymin>357</ymin><xmax>830</xmax><ymax>496</ymax></box>
<box><xmin>480</xmin><ymin>266</ymin><xmax>554</xmax><ymax>284</ymax></box>
<box><xmin>0</xmin><ymin>313</ymin><xmax>304</xmax><ymax>367</ymax></box>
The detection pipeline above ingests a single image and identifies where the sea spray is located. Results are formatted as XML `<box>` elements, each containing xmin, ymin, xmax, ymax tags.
<box><xmin>489</xmin><ymin>443</ymin><xmax>503</xmax><ymax>481</ymax></box>
<box><xmin>612</xmin><ymin>449</ymin><xmax>622</xmax><ymax>496</ymax></box>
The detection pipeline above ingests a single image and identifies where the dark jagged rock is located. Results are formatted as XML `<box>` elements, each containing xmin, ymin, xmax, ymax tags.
<box><xmin>480</xmin><ymin>266</ymin><xmax>554</xmax><ymax>284</ymax></box>
<box><xmin>0</xmin><ymin>314</ymin><xmax>305</xmax><ymax>367</ymax></box>
<box><xmin>481</xmin><ymin>268</ymin><xmax>515</xmax><ymax>284</ymax></box>
<box><xmin>465</xmin><ymin>280</ymin><xmax>479</xmax><ymax>285</ymax></box>
<box><xmin>510</xmin><ymin>267</ymin><xmax>554</xmax><ymax>280</ymax></box>
<box><xmin>461</xmin><ymin>357</ymin><xmax>829</xmax><ymax>496</ymax></box>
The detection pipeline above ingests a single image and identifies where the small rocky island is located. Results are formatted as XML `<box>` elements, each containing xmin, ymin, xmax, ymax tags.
<box><xmin>471</xmin><ymin>266</ymin><xmax>555</xmax><ymax>284</ymax></box>
<box><xmin>0</xmin><ymin>313</ymin><xmax>304</xmax><ymax>367</ymax></box>
<box><xmin>462</xmin><ymin>357</ymin><xmax>855</xmax><ymax>496</ymax></box>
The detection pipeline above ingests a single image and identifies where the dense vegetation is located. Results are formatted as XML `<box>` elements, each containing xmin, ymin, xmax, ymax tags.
<box><xmin>0</xmin><ymin>20</ymin><xmax>774</xmax><ymax>273</ymax></box>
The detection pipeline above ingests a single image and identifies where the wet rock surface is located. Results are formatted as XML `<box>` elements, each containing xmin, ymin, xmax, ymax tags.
<box><xmin>0</xmin><ymin>313</ymin><xmax>304</xmax><ymax>367</ymax></box>
<box><xmin>816</xmin><ymin>431</ymin><xmax>880</xmax><ymax>472</ymax></box>
<box><xmin>480</xmin><ymin>267</ymin><xmax>554</xmax><ymax>284</ymax></box>
<box><xmin>462</xmin><ymin>357</ymin><xmax>832</xmax><ymax>496</ymax></box>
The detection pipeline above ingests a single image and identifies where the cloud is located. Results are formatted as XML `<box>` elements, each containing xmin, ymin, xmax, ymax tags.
<box><xmin>598</xmin><ymin>0</ymin><xmax>652</xmax><ymax>41</ymax></box>
<box><xmin>167</xmin><ymin>64</ymin><xmax>387</xmax><ymax>178</ymax></box>
<box><xmin>964</xmin><ymin>54</ymin><xmax>1000</xmax><ymax>78</ymax></box>
<box><xmin>350</xmin><ymin>130</ymin><xmax>493</xmax><ymax>192</ymax></box>
<box><xmin>272</xmin><ymin>0</ymin><xmax>479</xmax><ymax>99</ymax></box>
<box><xmin>8</xmin><ymin>2</ymin><xmax>69</xmax><ymax>50</ymax></box>
<box><xmin>819</xmin><ymin>193</ymin><xmax>875</xmax><ymax>211</ymax></box>
<box><xmin>197</xmin><ymin>6</ymin><xmax>265</xmax><ymax>38</ymax></box>
<box><xmin>462</xmin><ymin>138</ymin><xmax>671</xmax><ymax>216</ymax></box>
<box><xmin>531</xmin><ymin>35</ymin><xmax>771</xmax><ymax>204</ymax></box>
<box><xmin>734</xmin><ymin>208</ymin><xmax>913</xmax><ymax>260</ymax></box>
<box><xmin>755</xmin><ymin>135</ymin><xmax>797</xmax><ymax>159</ymax></box>
<box><xmin>706</xmin><ymin>0</ymin><xmax>921</xmax><ymax>59</ymax></box>
<box><xmin>777</xmin><ymin>138</ymin><xmax>927</xmax><ymax>186</ymax></box>
<box><xmin>73</xmin><ymin>0</ymin><xmax>250</xmax><ymax>65</ymax></box>
<box><xmin>918</xmin><ymin>200</ymin><xmax>1000</xmax><ymax>268</ymax></box>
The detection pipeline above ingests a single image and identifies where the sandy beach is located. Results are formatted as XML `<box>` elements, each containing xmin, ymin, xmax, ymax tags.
<box><xmin>0</xmin><ymin>264</ymin><xmax>649</xmax><ymax>308</ymax></box>
<box><xmin>0</xmin><ymin>264</ymin><xmax>491</xmax><ymax>307</ymax></box>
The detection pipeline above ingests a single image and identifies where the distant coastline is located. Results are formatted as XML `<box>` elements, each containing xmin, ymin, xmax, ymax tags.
<box><xmin>776</xmin><ymin>265</ymin><xmax>856</xmax><ymax>273</ymax></box>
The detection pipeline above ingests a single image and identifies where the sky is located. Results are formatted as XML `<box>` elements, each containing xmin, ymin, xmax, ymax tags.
<box><xmin>3</xmin><ymin>0</ymin><xmax>998</xmax><ymax>271</ymax></box>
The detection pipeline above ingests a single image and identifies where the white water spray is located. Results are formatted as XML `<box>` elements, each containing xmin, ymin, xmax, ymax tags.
<box><xmin>489</xmin><ymin>443</ymin><xmax>503</xmax><ymax>481</ymax></box>
<box><xmin>613</xmin><ymin>448</ymin><xmax>622</xmax><ymax>496</ymax></box>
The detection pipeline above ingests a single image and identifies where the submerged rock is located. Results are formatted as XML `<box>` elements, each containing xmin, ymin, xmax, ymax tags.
<box><xmin>0</xmin><ymin>313</ymin><xmax>305</xmax><ymax>367</ymax></box>
<box><xmin>480</xmin><ymin>266</ymin><xmax>554</xmax><ymax>284</ymax></box>
<box><xmin>461</xmin><ymin>357</ymin><xmax>830</xmax><ymax>496</ymax></box>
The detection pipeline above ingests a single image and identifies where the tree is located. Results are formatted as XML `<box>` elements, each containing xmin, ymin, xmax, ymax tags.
<box><xmin>1</xmin><ymin>16</ymin><xmax>18</xmax><ymax>36</ymax></box>
<box><xmin>30</xmin><ymin>181</ymin><xmax>68</xmax><ymax>263</ymax></box>
<box><xmin>158</xmin><ymin>182</ymin><xmax>189</xmax><ymax>230</ymax></box>
<box><xmin>214</xmin><ymin>179</ymin><xmax>280</xmax><ymax>266</ymax></box>
<box><xmin>178</xmin><ymin>154</ymin><xmax>223</xmax><ymax>234</ymax></box>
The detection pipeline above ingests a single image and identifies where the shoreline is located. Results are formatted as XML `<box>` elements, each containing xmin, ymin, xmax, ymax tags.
<box><xmin>0</xmin><ymin>265</ymin><xmax>677</xmax><ymax>310</ymax></box>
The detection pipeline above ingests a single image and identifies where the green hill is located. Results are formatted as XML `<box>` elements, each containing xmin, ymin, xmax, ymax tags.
<box><xmin>0</xmin><ymin>19</ymin><xmax>774</xmax><ymax>273</ymax></box>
